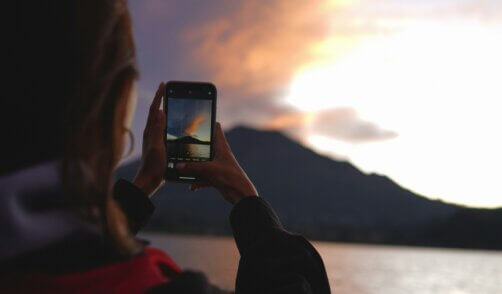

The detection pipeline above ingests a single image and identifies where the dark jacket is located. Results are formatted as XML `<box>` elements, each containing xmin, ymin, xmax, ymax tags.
<box><xmin>0</xmin><ymin>161</ymin><xmax>330</xmax><ymax>293</ymax></box>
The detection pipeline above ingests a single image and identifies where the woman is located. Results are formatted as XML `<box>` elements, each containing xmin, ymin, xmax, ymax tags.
<box><xmin>2</xmin><ymin>0</ymin><xmax>330</xmax><ymax>293</ymax></box>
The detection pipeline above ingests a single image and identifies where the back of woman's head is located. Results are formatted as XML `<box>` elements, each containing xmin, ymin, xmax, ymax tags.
<box><xmin>5</xmin><ymin>0</ymin><xmax>139</xmax><ymax>254</ymax></box>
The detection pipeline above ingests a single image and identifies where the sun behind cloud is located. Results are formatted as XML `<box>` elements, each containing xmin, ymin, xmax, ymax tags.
<box><xmin>282</xmin><ymin>17</ymin><xmax>502</xmax><ymax>207</ymax></box>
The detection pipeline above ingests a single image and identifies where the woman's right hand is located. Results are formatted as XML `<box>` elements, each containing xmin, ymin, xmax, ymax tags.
<box><xmin>175</xmin><ymin>122</ymin><xmax>258</xmax><ymax>205</ymax></box>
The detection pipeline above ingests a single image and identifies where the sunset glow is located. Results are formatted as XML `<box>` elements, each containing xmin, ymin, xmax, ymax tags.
<box><xmin>283</xmin><ymin>16</ymin><xmax>502</xmax><ymax>207</ymax></box>
<box><xmin>129</xmin><ymin>0</ymin><xmax>502</xmax><ymax>207</ymax></box>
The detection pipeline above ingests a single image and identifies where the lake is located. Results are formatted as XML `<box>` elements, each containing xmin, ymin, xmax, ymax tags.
<box><xmin>166</xmin><ymin>142</ymin><xmax>210</xmax><ymax>159</ymax></box>
<box><xmin>140</xmin><ymin>233</ymin><xmax>502</xmax><ymax>293</ymax></box>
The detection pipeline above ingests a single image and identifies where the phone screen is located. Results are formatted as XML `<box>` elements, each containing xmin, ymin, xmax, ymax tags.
<box><xmin>166</xmin><ymin>97</ymin><xmax>214</xmax><ymax>162</ymax></box>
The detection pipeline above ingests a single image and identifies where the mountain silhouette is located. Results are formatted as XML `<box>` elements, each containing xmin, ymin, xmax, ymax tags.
<box><xmin>168</xmin><ymin>135</ymin><xmax>209</xmax><ymax>144</ymax></box>
<box><xmin>117</xmin><ymin>126</ymin><xmax>502</xmax><ymax>250</ymax></box>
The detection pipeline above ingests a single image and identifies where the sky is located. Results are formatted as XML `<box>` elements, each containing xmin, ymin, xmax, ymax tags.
<box><xmin>127</xmin><ymin>0</ymin><xmax>502</xmax><ymax>208</ymax></box>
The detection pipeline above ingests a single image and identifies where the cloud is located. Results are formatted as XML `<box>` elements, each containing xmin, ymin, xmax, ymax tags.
<box><xmin>127</xmin><ymin>0</ymin><xmax>493</xmax><ymax>155</ymax></box>
<box><xmin>310</xmin><ymin>108</ymin><xmax>398</xmax><ymax>142</ymax></box>
<box><xmin>348</xmin><ymin>0</ymin><xmax>502</xmax><ymax>23</ymax></box>
<box><xmin>458</xmin><ymin>0</ymin><xmax>502</xmax><ymax>21</ymax></box>
<box><xmin>185</xmin><ymin>114</ymin><xmax>206</xmax><ymax>136</ymax></box>
<box><xmin>177</xmin><ymin>0</ymin><xmax>383</xmax><ymax>129</ymax></box>
<box><xmin>183</xmin><ymin>0</ymin><xmax>340</xmax><ymax>97</ymax></box>
<box><xmin>262</xmin><ymin>108</ymin><xmax>397</xmax><ymax>143</ymax></box>
<box><xmin>264</xmin><ymin>111</ymin><xmax>309</xmax><ymax>130</ymax></box>
<box><xmin>128</xmin><ymin>0</ymin><xmax>347</xmax><ymax>130</ymax></box>
<box><xmin>129</xmin><ymin>0</ymin><xmax>432</xmax><ymax>131</ymax></box>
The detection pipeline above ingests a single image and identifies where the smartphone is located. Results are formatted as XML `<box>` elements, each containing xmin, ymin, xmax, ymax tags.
<box><xmin>164</xmin><ymin>81</ymin><xmax>217</xmax><ymax>182</ymax></box>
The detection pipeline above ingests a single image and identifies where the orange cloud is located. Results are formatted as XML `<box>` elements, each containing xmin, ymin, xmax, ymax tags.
<box><xmin>184</xmin><ymin>114</ymin><xmax>206</xmax><ymax>136</ymax></box>
<box><xmin>264</xmin><ymin>111</ymin><xmax>314</xmax><ymax>130</ymax></box>
<box><xmin>184</xmin><ymin>0</ymin><xmax>342</xmax><ymax>97</ymax></box>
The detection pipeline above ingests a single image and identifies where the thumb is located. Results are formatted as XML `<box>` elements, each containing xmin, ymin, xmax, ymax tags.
<box><xmin>189</xmin><ymin>182</ymin><xmax>212</xmax><ymax>191</ymax></box>
<box><xmin>152</xmin><ymin>110</ymin><xmax>165</xmax><ymax>146</ymax></box>
<box><xmin>175</xmin><ymin>161</ymin><xmax>209</xmax><ymax>175</ymax></box>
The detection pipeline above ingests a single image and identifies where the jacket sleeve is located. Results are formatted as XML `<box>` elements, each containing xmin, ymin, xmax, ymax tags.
<box><xmin>230</xmin><ymin>197</ymin><xmax>331</xmax><ymax>294</ymax></box>
<box><xmin>113</xmin><ymin>178</ymin><xmax>155</xmax><ymax>234</ymax></box>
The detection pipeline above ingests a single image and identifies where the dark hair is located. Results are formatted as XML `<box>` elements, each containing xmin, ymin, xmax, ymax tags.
<box><xmin>5</xmin><ymin>0</ymin><xmax>139</xmax><ymax>254</ymax></box>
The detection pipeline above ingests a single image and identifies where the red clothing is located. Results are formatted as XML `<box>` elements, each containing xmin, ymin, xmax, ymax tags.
<box><xmin>3</xmin><ymin>247</ymin><xmax>181</xmax><ymax>294</ymax></box>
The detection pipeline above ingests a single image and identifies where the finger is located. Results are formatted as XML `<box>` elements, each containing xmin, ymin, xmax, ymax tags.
<box><xmin>150</xmin><ymin>82</ymin><xmax>165</xmax><ymax>115</ymax></box>
<box><xmin>189</xmin><ymin>182</ymin><xmax>211</xmax><ymax>192</ymax></box>
<box><xmin>144</xmin><ymin>83</ymin><xmax>165</xmax><ymax>141</ymax></box>
<box><xmin>215</xmin><ymin>123</ymin><xmax>229</xmax><ymax>147</ymax></box>
<box><xmin>176</xmin><ymin>161</ymin><xmax>215</xmax><ymax>176</ymax></box>
<box><xmin>146</xmin><ymin>82</ymin><xmax>165</xmax><ymax>130</ymax></box>
<box><xmin>212</xmin><ymin>122</ymin><xmax>232</xmax><ymax>159</ymax></box>
<box><xmin>176</xmin><ymin>162</ymin><xmax>204</xmax><ymax>173</ymax></box>
<box><xmin>151</xmin><ymin>110</ymin><xmax>166</xmax><ymax>148</ymax></box>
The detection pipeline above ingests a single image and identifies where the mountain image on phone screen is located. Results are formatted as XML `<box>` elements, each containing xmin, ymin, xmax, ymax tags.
<box><xmin>166</xmin><ymin>97</ymin><xmax>212</xmax><ymax>161</ymax></box>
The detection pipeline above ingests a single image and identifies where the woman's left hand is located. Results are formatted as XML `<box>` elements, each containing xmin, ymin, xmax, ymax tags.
<box><xmin>133</xmin><ymin>83</ymin><xmax>167</xmax><ymax>197</ymax></box>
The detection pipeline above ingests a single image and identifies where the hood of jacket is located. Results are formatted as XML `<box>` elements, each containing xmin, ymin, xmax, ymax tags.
<box><xmin>0</xmin><ymin>160</ymin><xmax>102</xmax><ymax>264</ymax></box>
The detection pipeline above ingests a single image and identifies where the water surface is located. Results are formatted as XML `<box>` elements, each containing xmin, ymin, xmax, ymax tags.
<box><xmin>140</xmin><ymin>233</ymin><xmax>502</xmax><ymax>293</ymax></box>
